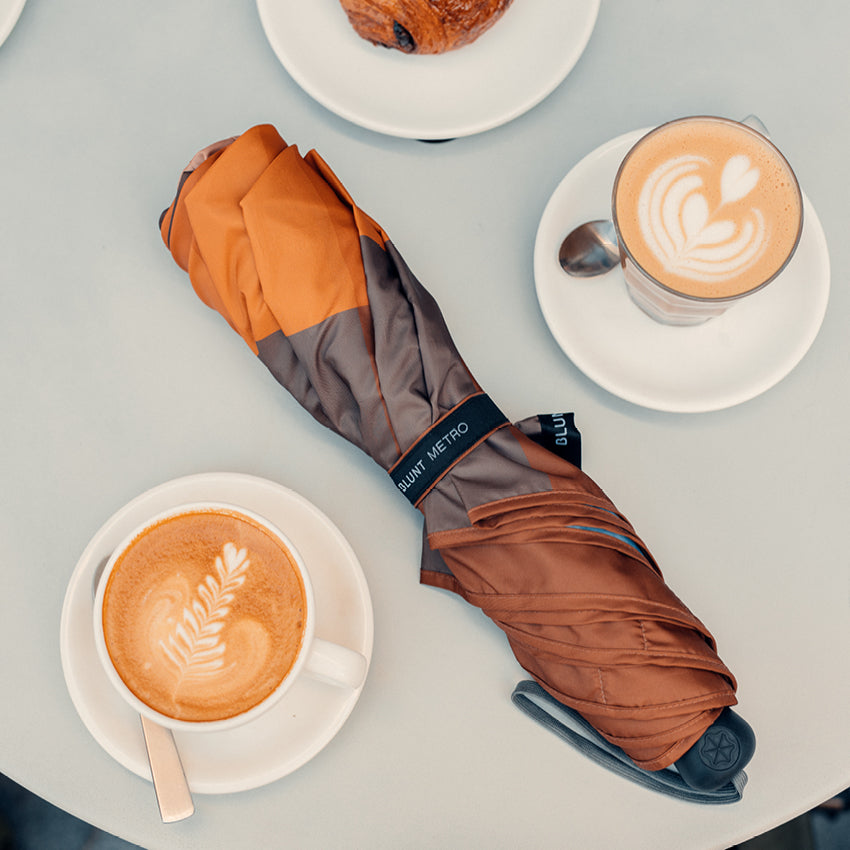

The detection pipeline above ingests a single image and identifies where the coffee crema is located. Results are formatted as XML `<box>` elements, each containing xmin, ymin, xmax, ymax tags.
<box><xmin>102</xmin><ymin>508</ymin><xmax>306</xmax><ymax>723</ymax></box>
<box><xmin>614</xmin><ymin>117</ymin><xmax>802</xmax><ymax>299</ymax></box>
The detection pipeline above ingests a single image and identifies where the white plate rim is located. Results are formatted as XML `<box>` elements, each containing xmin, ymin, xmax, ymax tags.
<box><xmin>533</xmin><ymin>128</ymin><xmax>831</xmax><ymax>413</ymax></box>
<box><xmin>256</xmin><ymin>0</ymin><xmax>600</xmax><ymax>139</ymax></box>
<box><xmin>60</xmin><ymin>472</ymin><xmax>374</xmax><ymax>794</ymax></box>
<box><xmin>0</xmin><ymin>0</ymin><xmax>25</xmax><ymax>48</ymax></box>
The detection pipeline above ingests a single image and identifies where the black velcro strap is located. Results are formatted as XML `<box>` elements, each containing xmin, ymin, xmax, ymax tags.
<box><xmin>390</xmin><ymin>393</ymin><xmax>508</xmax><ymax>506</ymax></box>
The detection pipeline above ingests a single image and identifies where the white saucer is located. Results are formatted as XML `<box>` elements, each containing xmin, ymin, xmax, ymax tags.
<box><xmin>534</xmin><ymin>129</ymin><xmax>830</xmax><ymax>413</ymax></box>
<box><xmin>256</xmin><ymin>0</ymin><xmax>599</xmax><ymax>139</ymax></box>
<box><xmin>0</xmin><ymin>0</ymin><xmax>25</xmax><ymax>48</ymax></box>
<box><xmin>60</xmin><ymin>473</ymin><xmax>373</xmax><ymax>794</ymax></box>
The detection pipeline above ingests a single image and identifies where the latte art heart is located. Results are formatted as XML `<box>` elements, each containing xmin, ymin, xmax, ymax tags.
<box><xmin>720</xmin><ymin>154</ymin><xmax>761</xmax><ymax>205</ymax></box>
<box><xmin>638</xmin><ymin>154</ymin><xmax>767</xmax><ymax>282</ymax></box>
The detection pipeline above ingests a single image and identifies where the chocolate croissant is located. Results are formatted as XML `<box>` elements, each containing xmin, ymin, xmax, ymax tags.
<box><xmin>339</xmin><ymin>0</ymin><xmax>514</xmax><ymax>54</ymax></box>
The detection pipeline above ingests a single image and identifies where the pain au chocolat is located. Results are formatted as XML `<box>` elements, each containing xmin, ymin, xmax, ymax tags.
<box><xmin>339</xmin><ymin>0</ymin><xmax>514</xmax><ymax>54</ymax></box>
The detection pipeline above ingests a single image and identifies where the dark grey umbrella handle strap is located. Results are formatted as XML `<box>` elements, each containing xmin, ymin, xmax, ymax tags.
<box><xmin>511</xmin><ymin>681</ymin><xmax>747</xmax><ymax>804</ymax></box>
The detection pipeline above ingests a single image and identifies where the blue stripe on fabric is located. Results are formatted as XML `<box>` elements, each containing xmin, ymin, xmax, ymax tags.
<box><xmin>569</xmin><ymin>525</ymin><xmax>649</xmax><ymax>559</ymax></box>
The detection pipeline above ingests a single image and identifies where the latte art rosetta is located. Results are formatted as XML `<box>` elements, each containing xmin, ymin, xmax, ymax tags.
<box><xmin>638</xmin><ymin>154</ymin><xmax>766</xmax><ymax>282</ymax></box>
<box><xmin>157</xmin><ymin>542</ymin><xmax>255</xmax><ymax>684</ymax></box>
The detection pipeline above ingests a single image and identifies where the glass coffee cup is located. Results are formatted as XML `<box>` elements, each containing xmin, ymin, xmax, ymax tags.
<box><xmin>611</xmin><ymin>116</ymin><xmax>803</xmax><ymax>325</ymax></box>
<box><xmin>93</xmin><ymin>502</ymin><xmax>367</xmax><ymax>733</ymax></box>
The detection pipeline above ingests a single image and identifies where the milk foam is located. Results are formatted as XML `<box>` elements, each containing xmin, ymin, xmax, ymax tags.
<box><xmin>638</xmin><ymin>153</ymin><xmax>767</xmax><ymax>282</ymax></box>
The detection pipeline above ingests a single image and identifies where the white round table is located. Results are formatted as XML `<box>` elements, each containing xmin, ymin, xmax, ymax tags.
<box><xmin>1</xmin><ymin>2</ymin><xmax>847</xmax><ymax>847</ymax></box>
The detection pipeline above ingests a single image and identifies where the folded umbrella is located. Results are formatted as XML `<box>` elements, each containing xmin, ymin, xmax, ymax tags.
<box><xmin>159</xmin><ymin>125</ymin><xmax>754</xmax><ymax>800</ymax></box>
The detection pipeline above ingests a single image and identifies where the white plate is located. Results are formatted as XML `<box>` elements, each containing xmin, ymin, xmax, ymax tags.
<box><xmin>0</xmin><ymin>0</ymin><xmax>25</xmax><ymax>47</ymax></box>
<box><xmin>534</xmin><ymin>129</ymin><xmax>831</xmax><ymax>413</ymax></box>
<box><xmin>256</xmin><ymin>0</ymin><xmax>599</xmax><ymax>139</ymax></box>
<box><xmin>60</xmin><ymin>473</ymin><xmax>373</xmax><ymax>794</ymax></box>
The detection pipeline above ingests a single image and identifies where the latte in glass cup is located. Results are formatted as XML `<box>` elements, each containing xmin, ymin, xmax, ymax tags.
<box><xmin>612</xmin><ymin>116</ymin><xmax>803</xmax><ymax>325</ymax></box>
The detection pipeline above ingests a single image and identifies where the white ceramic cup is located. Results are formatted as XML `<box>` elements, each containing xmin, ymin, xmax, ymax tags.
<box><xmin>93</xmin><ymin>502</ymin><xmax>367</xmax><ymax>733</ymax></box>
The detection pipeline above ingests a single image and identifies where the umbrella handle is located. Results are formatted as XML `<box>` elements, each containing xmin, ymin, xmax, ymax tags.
<box><xmin>674</xmin><ymin>707</ymin><xmax>756</xmax><ymax>791</ymax></box>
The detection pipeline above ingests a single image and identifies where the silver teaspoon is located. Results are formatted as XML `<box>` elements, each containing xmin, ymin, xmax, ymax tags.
<box><xmin>140</xmin><ymin>716</ymin><xmax>194</xmax><ymax>822</ymax></box>
<box><xmin>558</xmin><ymin>218</ymin><xmax>620</xmax><ymax>277</ymax></box>
<box><xmin>92</xmin><ymin>558</ymin><xmax>194</xmax><ymax>823</ymax></box>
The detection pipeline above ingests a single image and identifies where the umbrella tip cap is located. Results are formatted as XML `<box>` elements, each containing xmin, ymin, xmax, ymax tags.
<box><xmin>674</xmin><ymin>708</ymin><xmax>756</xmax><ymax>791</ymax></box>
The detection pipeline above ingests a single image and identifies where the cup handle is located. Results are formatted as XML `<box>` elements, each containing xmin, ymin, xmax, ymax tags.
<box><xmin>740</xmin><ymin>114</ymin><xmax>770</xmax><ymax>138</ymax></box>
<box><xmin>303</xmin><ymin>638</ymin><xmax>367</xmax><ymax>689</ymax></box>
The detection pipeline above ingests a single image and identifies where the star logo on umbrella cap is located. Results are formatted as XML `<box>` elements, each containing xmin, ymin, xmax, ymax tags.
<box><xmin>699</xmin><ymin>729</ymin><xmax>740</xmax><ymax>769</ymax></box>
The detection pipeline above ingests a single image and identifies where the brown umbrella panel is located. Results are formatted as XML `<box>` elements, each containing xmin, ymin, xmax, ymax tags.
<box><xmin>159</xmin><ymin>125</ymin><xmax>754</xmax><ymax>798</ymax></box>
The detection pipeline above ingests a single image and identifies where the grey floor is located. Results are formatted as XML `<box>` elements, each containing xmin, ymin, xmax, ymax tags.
<box><xmin>1</xmin><ymin>772</ymin><xmax>849</xmax><ymax>849</ymax></box>
<box><xmin>0</xmin><ymin>774</ymin><xmax>140</xmax><ymax>850</ymax></box>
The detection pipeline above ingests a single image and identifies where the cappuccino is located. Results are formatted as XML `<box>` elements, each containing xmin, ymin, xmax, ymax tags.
<box><xmin>614</xmin><ymin>117</ymin><xmax>802</xmax><ymax>302</ymax></box>
<box><xmin>101</xmin><ymin>507</ymin><xmax>306</xmax><ymax>723</ymax></box>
